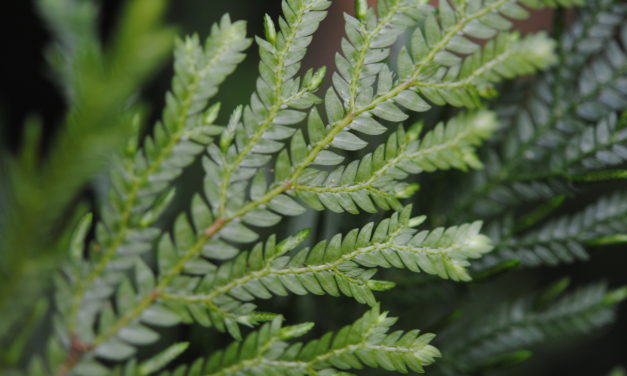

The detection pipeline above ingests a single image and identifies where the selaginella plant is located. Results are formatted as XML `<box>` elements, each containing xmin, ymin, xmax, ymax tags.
<box><xmin>1</xmin><ymin>0</ymin><xmax>626</xmax><ymax>375</ymax></box>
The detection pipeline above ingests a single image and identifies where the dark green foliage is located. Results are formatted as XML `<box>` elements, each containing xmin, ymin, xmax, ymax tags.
<box><xmin>435</xmin><ymin>283</ymin><xmax>627</xmax><ymax>375</ymax></box>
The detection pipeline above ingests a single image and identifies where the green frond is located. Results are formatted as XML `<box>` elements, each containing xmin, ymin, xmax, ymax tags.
<box><xmin>208</xmin><ymin>0</ymin><xmax>331</xmax><ymax>220</ymax></box>
<box><xmin>159</xmin><ymin>231</ymin><xmax>309</xmax><ymax>339</ymax></box>
<box><xmin>138</xmin><ymin>342</ymin><xmax>190</xmax><ymax>375</ymax></box>
<box><xmin>330</xmin><ymin>0</ymin><xmax>426</xmax><ymax>120</ymax></box>
<box><xmin>394</xmin><ymin>0</ymin><xmax>568</xmax><ymax>93</ymax></box>
<box><xmin>436</xmin><ymin>282</ymin><xmax>626</xmax><ymax>375</ymax></box>
<box><xmin>451</xmin><ymin>9</ymin><xmax>627</xmax><ymax>218</ymax></box>
<box><xmin>483</xmin><ymin>191</ymin><xmax>627</xmax><ymax>267</ymax></box>
<box><xmin>296</xmin><ymin>111</ymin><xmax>497</xmax><ymax>214</ymax></box>
<box><xmin>321</xmin><ymin>0</ymin><xmax>568</xmax><ymax>161</ymax></box>
<box><xmin>575</xmin><ymin>29</ymin><xmax>627</xmax><ymax>121</ymax></box>
<box><xmin>167</xmin><ymin>306</ymin><xmax>440</xmax><ymax>376</ymax></box>
<box><xmin>157</xmin><ymin>208</ymin><xmax>491</xmax><ymax>339</ymax></box>
<box><xmin>466</xmin><ymin>111</ymin><xmax>627</xmax><ymax>210</ymax></box>
<box><xmin>190</xmin><ymin>0</ymin><xmax>579</xmax><ymax>244</ymax></box>
<box><xmin>0</xmin><ymin>0</ymin><xmax>175</xmax><ymax>363</ymax></box>
<box><xmin>55</xmin><ymin>0</ymin><xmax>337</xmax><ymax>365</ymax></box>
<box><xmin>13</xmin><ymin>0</ymin><xmax>621</xmax><ymax>374</ymax></box>
<box><xmin>550</xmin><ymin>112</ymin><xmax>627</xmax><ymax>174</ymax></box>
<box><xmin>37</xmin><ymin>0</ymin><xmax>99</xmax><ymax>98</ymax></box>
<box><xmin>507</xmin><ymin>7</ymin><xmax>627</xmax><ymax>159</ymax></box>
<box><xmin>58</xmin><ymin>15</ymin><xmax>251</xmax><ymax>353</ymax></box>
<box><xmin>460</xmin><ymin>173</ymin><xmax>571</xmax><ymax>219</ymax></box>
<box><xmin>43</xmin><ymin>0</ymin><xmax>175</xmax><ymax>104</ymax></box>
<box><xmin>411</xmin><ymin>32</ymin><xmax>556</xmax><ymax>107</ymax></box>
<box><xmin>559</xmin><ymin>0</ymin><xmax>627</xmax><ymax>68</ymax></box>
<box><xmin>406</xmin><ymin>111</ymin><xmax>498</xmax><ymax>172</ymax></box>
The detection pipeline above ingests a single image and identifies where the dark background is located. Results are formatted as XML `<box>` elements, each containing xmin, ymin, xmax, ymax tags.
<box><xmin>0</xmin><ymin>1</ymin><xmax>624</xmax><ymax>375</ymax></box>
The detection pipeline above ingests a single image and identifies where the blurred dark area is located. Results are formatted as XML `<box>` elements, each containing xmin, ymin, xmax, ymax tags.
<box><xmin>0</xmin><ymin>0</ymin><xmax>624</xmax><ymax>375</ymax></box>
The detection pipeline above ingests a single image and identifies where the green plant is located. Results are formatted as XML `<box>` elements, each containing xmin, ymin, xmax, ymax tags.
<box><xmin>1</xmin><ymin>0</ymin><xmax>626</xmax><ymax>375</ymax></box>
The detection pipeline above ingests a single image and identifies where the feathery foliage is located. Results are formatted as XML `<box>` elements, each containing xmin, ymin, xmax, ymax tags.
<box><xmin>434</xmin><ymin>282</ymin><xmax>627</xmax><ymax>375</ymax></box>
<box><xmin>159</xmin><ymin>208</ymin><xmax>490</xmax><ymax>339</ymax></box>
<box><xmin>167</xmin><ymin>306</ymin><xmax>440</xmax><ymax>376</ymax></box>
<box><xmin>1</xmin><ymin>0</ymin><xmax>626</xmax><ymax>375</ymax></box>
<box><xmin>61</xmin><ymin>13</ymin><xmax>252</xmax><ymax>347</ymax></box>
<box><xmin>446</xmin><ymin>1</ymin><xmax>627</xmax><ymax>269</ymax></box>
<box><xmin>0</xmin><ymin>0</ymin><xmax>176</xmax><ymax>360</ymax></box>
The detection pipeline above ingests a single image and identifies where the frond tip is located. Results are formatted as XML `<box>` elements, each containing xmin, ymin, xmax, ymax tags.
<box><xmin>296</xmin><ymin>111</ymin><xmax>498</xmax><ymax>214</ymax></box>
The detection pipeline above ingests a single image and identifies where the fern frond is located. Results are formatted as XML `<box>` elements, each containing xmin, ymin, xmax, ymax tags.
<box><xmin>58</xmin><ymin>0</ymin><xmax>573</xmax><ymax>367</ymax></box>
<box><xmin>575</xmin><ymin>32</ymin><xmax>627</xmax><ymax>120</ymax></box>
<box><xmin>560</xmin><ymin>0</ymin><xmax>627</xmax><ymax>68</ymax></box>
<box><xmin>191</xmin><ymin>0</ymin><xmax>573</xmax><ymax>240</ymax></box>
<box><xmin>61</xmin><ymin>0</ymin><xmax>332</xmax><ymax>363</ymax></box>
<box><xmin>159</xmin><ymin>230</ymin><xmax>310</xmax><ymax>339</ymax></box>
<box><xmin>1</xmin><ymin>0</ymin><xmax>176</xmax><ymax>366</ymax></box>
<box><xmin>56</xmin><ymin>15</ymin><xmax>251</xmax><ymax>362</ymax></box>
<box><xmin>37</xmin><ymin>0</ymin><xmax>99</xmax><ymax>99</ymax></box>
<box><xmin>40</xmin><ymin>0</ymin><xmax>597</xmax><ymax>372</ymax></box>
<box><xmin>452</xmin><ymin>15</ymin><xmax>627</xmax><ymax>218</ymax></box>
<box><xmin>481</xmin><ymin>191</ymin><xmax>627</xmax><ymax>267</ymax></box>
<box><xmin>158</xmin><ymin>207</ymin><xmax>491</xmax><ymax>338</ymax></box>
<box><xmin>463</xmin><ymin>173</ymin><xmax>571</xmax><ymax>219</ymax></box>
<box><xmin>167</xmin><ymin>306</ymin><xmax>440</xmax><ymax>376</ymax></box>
<box><xmin>265</xmin><ymin>0</ymin><xmax>570</xmax><ymax>220</ymax></box>
<box><xmin>296</xmin><ymin>111</ymin><xmax>497</xmax><ymax>213</ymax></box>
<box><xmin>512</xmin><ymin>8</ymin><xmax>627</xmax><ymax>158</ymax></box>
<box><xmin>406</xmin><ymin>32</ymin><xmax>556</xmax><ymax>108</ymax></box>
<box><xmin>209</xmin><ymin>0</ymin><xmax>331</xmax><ymax>221</ymax></box>
<box><xmin>550</xmin><ymin>112</ymin><xmax>627</xmax><ymax>174</ymax></box>
<box><xmin>507</xmin><ymin>23</ymin><xmax>627</xmax><ymax>166</ymax></box>
<box><xmin>323</xmin><ymin>0</ymin><xmax>564</xmax><ymax>158</ymax></box>
<box><xmin>332</xmin><ymin>0</ymin><xmax>425</xmax><ymax>118</ymax></box>
<box><xmin>436</xmin><ymin>283</ymin><xmax>627</xmax><ymax>375</ymax></box>
<box><xmin>475</xmin><ymin>111</ymin><xmax>627</xmax><ymax>189</ymax></box>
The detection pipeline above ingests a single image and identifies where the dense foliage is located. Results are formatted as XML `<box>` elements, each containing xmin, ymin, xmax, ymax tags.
<box><xmin>0</xmin><ymin>0</ymin><xmax>625</xmax><ymax>375</ymax></box>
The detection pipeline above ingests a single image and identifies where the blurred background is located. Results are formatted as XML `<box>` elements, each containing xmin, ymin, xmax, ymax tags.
<box><xmin>0</xmin><ymin>0</ymin><xmax>625</xmax><ymax>375</ymax></box>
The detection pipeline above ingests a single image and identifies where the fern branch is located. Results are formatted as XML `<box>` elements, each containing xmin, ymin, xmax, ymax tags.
<box><xmin>342</xmin><ymin>0</ymin><xmax>424</xmax><ymax>111</ymax></box>
<box><xmin>437</xmin><ymin>283</ymin><xmax>627</xmax><ymax>375</ymax></box>
<box><xmin>453</xmin><ymin>20</ymin><xmax>627</xmax><ymax>215</ymax></box>
<box><xmin>535</xmin><ymin>111</ymin><xmax>627</xmax><ymax>177</ymax></box>
<box><xmin>479</xmin><ymin>191</ymin><xmax>627</xmax><ymax>267</ymax></box>
<box><xmin>415</xmin><ymin>32</ymin><xmax>555</xmax><ymax>92</ymax></box>
<box><xmin>64</xmin><ymin>15</ymin><xmax>251</xmax><ymax>336</ymax></box>
<box><xmin>450</xmin><ymin>112</ymin><xmax>627</xmax><ymax>220</ymax></box>
<box><xmin>213</xmin><ymin>0</ymin><xmax>330</xmax><ymax>218</ymax></box>
<box><xmin>159</xmin><ymin>208</ymin><xmax>491</xmax><ymax>336</ymax></box>
<box><xmin>296</xmin><ymin>111</ymin><xmax>497</xmax><ymax>213</ymax></box>
<box><xmin>173</xmin><ymin>306</ymin><xmax>440</xmax><ymax>376</ymax></box>
<box><xmin>484</xmin><ymin>111</ymin><xmax>627</xmax><ymax>184</ymax></box>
